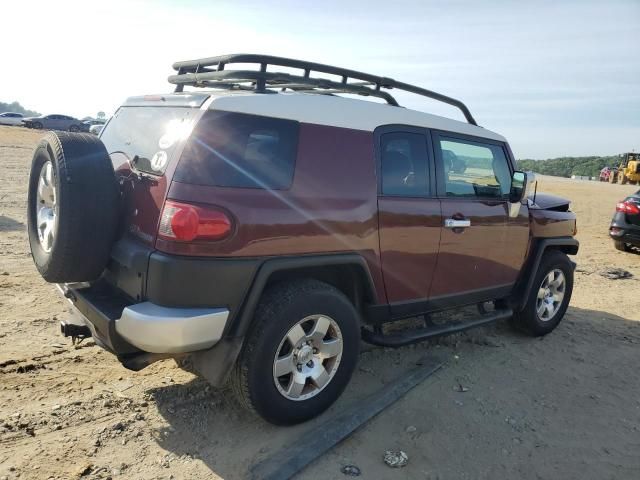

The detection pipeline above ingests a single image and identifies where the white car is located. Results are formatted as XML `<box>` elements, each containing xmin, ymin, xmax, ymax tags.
<box><xmin>89</xmin><ymin>124</ymin><xmax>104</xmax><ymax>135</ymax></box>
<box><xmin>0</xmin><ymin>112</ymin><xmax>24</xmax><ymax>126</ymax></box>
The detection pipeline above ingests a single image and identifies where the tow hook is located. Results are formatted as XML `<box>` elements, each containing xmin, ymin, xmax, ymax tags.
<box><xmin>60</xmin><ymin>321</ymin><xmax>91</xmax><ymax>345</ymax></box>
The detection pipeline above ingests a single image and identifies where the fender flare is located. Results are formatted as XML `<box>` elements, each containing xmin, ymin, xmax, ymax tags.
<box><xmin>226</xmin><ymin>253</ymin><xmax>377</xmax><ymax>339</ymax></box>
<box><xmin>515</xmin><ymin>237</ymin><xmax>579</xmax><ymax>311</ymax></box>
<box><xmin>191</xmin><ymin>254</ymin><xmax>377</xmax><ymax>386</ymax></box>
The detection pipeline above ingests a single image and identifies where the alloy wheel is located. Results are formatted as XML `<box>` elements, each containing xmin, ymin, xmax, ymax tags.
<box><xmin>36</xmin><ymin>161</ymin><xmax>57</xmax><ymax>252</ymax></box>
<box><xmin>273</xmin><ymin>314</ymin><xmax>343</xmax><ymax>401</ymax></box>
<box><xmin>536</xmin><ymin>269</ymin><xmax>565</xmax><ymax>321</ymax></box>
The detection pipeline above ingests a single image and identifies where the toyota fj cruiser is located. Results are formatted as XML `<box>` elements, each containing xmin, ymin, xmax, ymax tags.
<box><xmin>27</xmin><ymin>54</ymin><xmax>578</xmax><ymax>425</ymax></box>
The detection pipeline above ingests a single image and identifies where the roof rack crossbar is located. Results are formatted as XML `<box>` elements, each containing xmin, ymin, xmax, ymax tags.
<box><xmin>168</xmin><ymin>54</ymin><xmax>477</xmax><ymax>125</ymax></box>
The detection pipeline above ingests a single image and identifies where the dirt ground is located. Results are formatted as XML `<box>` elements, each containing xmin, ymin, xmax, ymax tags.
<box><xmin>1</xmin><ymin>125</ymin><xmax>639</xmax><ymax>480</ymax></box>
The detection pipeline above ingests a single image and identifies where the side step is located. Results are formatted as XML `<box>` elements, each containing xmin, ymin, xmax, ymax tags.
<box><xmin>361</xmin><ymin>308</ymin><xmax>513</xmax><ymax>347</ymax></box>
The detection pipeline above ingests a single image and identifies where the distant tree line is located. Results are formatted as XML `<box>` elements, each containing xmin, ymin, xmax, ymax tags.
<box><xmin>517</xmin><ymin>155</ymin><xmax>621</xmax><ymax>179</ymax></box>
<box><xmin>0</xmin><ymin>100</ymin><xmax>40</xmax><ymax>117</ymax></box>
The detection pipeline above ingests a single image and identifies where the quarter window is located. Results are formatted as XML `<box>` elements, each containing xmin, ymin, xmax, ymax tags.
<box><xmin>436</xmin><ymin>137</ymin><xmax>511</xmax><ymax>198</ymax></box>
<box><xmin>176</xmin><ymin>111</ymin><xmax>299</xmax><ymax>190</ymax></box>
<box><xmin>380</xmin><ymin>132</ymin><xmax>429</xmax><ymax>196</ymax></box>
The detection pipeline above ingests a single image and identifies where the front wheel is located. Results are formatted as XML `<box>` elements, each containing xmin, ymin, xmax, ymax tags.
<box><xmin>512</xmin><ymin>250</ymin><xmax>574</xmax><ymax>336</ymax></box>
<box><xmin>230</xmin><ymin>279</ymin><xmax>360</xmax><ymax>425</ymax></box>
<box><xmin>614</xmin><ymin>240</ymin><xmax>630</xmax><ymax>252</ymax></box>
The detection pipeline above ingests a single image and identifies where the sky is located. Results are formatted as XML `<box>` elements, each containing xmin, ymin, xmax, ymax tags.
<box><xmin>1</xmin><ymin>0</ymin><xmax>638</xmax><ymax>158</ymax></box>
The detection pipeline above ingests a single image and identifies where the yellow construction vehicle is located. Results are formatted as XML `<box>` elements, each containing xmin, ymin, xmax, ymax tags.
<box><xmin>609</xmin><ymin>152</ymin><xmax>640</xmax><ymax>185</ymax></box>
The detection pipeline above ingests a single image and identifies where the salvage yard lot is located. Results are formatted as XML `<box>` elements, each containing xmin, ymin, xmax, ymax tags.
<box><xmin>1</xmin><ymin>125</ymin><xmax>639</xmax><ymax>480</ymax></box>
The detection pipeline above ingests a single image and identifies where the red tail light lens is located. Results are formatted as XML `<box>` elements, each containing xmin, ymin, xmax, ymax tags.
<box><xmin>158</xmin><ymin>200</ymin><xmax>232</xmax><ymax>242</ymax></box>
<box><xmin>616</xmin><ymin>200</ymin><xmax>640</xmax><ymax>215</ymax></box>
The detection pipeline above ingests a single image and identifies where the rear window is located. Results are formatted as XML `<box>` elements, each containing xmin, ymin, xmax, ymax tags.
<box><xmin>175</xmin><ymin>110</ymin><xmax>299</xmax><ymax>189</ymax></box>
<box><xmin>100</xmin><ymin>106</ymin><xmax>197</xmax><ymax>174</ymax></box>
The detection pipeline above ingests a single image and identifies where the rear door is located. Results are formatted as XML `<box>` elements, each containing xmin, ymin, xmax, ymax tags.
<box><xmin>376</xmin><ymin>126</ymin><xmax>442</xmax><ymax>317</ymax></box>
<box><xmin>99</xmin><ymin>105</ymin><xmax>201</xmax><ymax>246</ymax></box>
<box><xmin>46</xmin><ymin>115</ymin><xmax>61</xmax><ymax>129</ymax></box>
<box><xmin>429</xmin><ymin>131</ymin><xmax>528</xmax><ymax>300</ymax></box>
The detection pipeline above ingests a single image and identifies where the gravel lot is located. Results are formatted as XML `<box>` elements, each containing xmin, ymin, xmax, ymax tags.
<box><xmin>1</xmin><ymin>126</ymin><xmax>639</xmax><ymax>480</ymax></box>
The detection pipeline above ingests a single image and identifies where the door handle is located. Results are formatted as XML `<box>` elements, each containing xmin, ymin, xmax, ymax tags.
<box><xmin>444</xmin><ymin>218</ymin><xmax>471</xmax><ymax>228</ymax></box>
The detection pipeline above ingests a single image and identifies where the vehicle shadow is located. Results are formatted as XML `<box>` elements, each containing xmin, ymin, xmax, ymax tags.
<box><xmin>0</xmin><ymin>215</ymin><xmax>24</xmax><ymax>232</ymax></box>
<box><xmin>149</xmin><ymin>306</ymin><xmax>640</xmax><ymax>480</ymax></box>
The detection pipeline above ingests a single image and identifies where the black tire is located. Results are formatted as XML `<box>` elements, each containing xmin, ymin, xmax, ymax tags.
<box><xmin>621</xmin><ymin>174</ymin><xmax>628</xmax><ymax>185</ymax></box>
<box><xmin>69</xmin><ymin>124</ymin><xmax>79</xmax><ymax>132</ymax></box>
<box><xmin>614</xmin><ymin>240</ymin><xmax>630</xmax><ymax>252</ymax></box>
<box><xmin>27</xmin><ymin>131</ymin><xmax>120</xmax><ymax>282</ymax></box>
<box><xmin>230</xmin><ymin>279</ymin><xmax>360</xmax><ymax>425</ymax></box>
<box><xmin>512</xmin><ymin>250</ymin><xmax>573</xmax><ymax>336</ymax></box>
<box><xmin>33</xmin><ymin>121</ymin><xmax>43</xmax><ymax>129</ymax></box>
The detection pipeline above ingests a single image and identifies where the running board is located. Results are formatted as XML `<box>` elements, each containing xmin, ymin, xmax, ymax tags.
<box><xmin>361</xmin><ymin>308</ymin><xmax>513</xmax><ymax>347</ymax></box>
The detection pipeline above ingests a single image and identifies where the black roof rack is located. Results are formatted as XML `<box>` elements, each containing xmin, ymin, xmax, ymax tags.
<box><xmin>168</xmin><ymin>54</ymin><xmax>478</xmax><ymax>125</ymax></box>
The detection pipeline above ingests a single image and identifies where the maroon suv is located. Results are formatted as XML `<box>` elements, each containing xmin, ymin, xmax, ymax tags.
<box><xmin>27</xmin><ymin>55</ymin><xmax>578</xmax><ymax>424</ymax></box>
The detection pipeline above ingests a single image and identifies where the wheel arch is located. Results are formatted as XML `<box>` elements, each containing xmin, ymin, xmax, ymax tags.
<box><xmin>191</xmin><ymin>254</ymin><xmax>376</xmax><ymax>387</ymax></box>
<box><xmin>513</xmin><ymin>237</ymin><xmax>579</xmax><ymax>311</ymax></box>
<box><xmin>227</xmin><ymin>254</ymin><xmax>377</xmax><ymax>339</ymax></box>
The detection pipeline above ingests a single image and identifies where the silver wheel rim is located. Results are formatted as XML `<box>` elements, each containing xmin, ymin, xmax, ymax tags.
<box><xmin>36</xmin><ymin>161</ymin><xmax>57</xmax><ymax>253</ymax></box>
<box><xmin>536</xmin><ymin>269</ymin><xmax>565</xmax><ymax>322</ymax></box>
<box><xmin>273</xmin><ymin>314</ymin><xmax>343</xmax><ymax>401</ymax></box>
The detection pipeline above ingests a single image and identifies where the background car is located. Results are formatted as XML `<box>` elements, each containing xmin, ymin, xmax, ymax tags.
<box><xmin>0</xmin><ymin>112</ymin><xmax>24</xmax><ymax>126</ymax></box>
<box><xmin>83</xmin><ymin>119</ymin><xmax>106</xmax><ymax>127</ymax></box>
<box><xmin>22</xmin><ymin>114</ymin><xmax>89</xmax><ymax>132</ymax></box>
<box><xmin>599</xmin><ymin>166</ymin><xmax>612</xmax><ymax>182</ymax></box>
<box><xmin>89</xmin><ymin>124</ymin><xmax>104</xmax><ymax>135</ymax></box>
<box><xmin>609</xmin><ymin>190</ymin><xmax>640</xmax><ymax>252</ymax></box>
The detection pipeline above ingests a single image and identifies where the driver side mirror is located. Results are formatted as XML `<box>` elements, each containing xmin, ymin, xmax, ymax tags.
<box><xmin>509</xmin><ymin>171</ymin><xmax>527</xmax><ymax>203</ymax></box>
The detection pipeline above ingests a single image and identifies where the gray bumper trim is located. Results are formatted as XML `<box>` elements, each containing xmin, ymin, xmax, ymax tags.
<box><xmin>115</xmin><ymin>302</ymin><xmax>229</xmax><ymax>354</ymax></box>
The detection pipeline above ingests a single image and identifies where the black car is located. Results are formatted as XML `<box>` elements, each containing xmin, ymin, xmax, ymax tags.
<box><xmin>610</xmin><ymin>190</ymin><xmax>640</xmax><ymax>252</ymax></box>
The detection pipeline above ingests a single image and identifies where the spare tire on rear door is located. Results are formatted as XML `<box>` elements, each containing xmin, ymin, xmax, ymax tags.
<box><xmin>27</xmin><ymin>131</ymin><xmax>120</xmax><ymax>283</ymax></box>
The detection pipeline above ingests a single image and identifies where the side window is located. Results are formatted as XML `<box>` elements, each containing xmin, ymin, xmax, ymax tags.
<box><xmin>380</xmin><ymin>132</ymin><xmax>429</xmax><ymax>196</ymax></box>
<box><xmin>436</xmin><ymin>137</ymin><xmax>511</xmax><ymax>198</ymax></box>
<box><xmin>176</xmin><ymin>111</ymin><xmax>299</xmax><ymax>190</ymax></box>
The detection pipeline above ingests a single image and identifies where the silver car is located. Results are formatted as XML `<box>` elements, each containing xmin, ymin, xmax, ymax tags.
<box><xmin>22</xmin><ymin>114</ymin><xmax>89</xmax><ymax>132</ymax></box>
<box><xmin>0</xmin><ymin>112</ymin><xmax>24</xmax><ymax>126</ymax></box>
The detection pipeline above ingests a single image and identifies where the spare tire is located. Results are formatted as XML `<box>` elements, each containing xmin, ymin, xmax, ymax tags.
<box><xmin>27</xmin><ymin>132</ymin><xmax>120</xmax><ymax>283</ymax></box>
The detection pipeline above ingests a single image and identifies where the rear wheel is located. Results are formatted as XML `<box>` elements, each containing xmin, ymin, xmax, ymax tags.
<box><xmin>512</xmin><ymin>250</ymin><xmax>573</xmax><ymax>336</ymax></box>
<box><xmin>69</xmin><ymin>124</ymin><xmax>79</xmax><ymax>132</ymax></box>
<box><xmin>230</xmin><ymin>279</ymin><xmax>360</xmax><ymax>425</ymax></box>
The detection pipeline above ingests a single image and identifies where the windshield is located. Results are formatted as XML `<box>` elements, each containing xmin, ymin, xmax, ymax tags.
<box><xmin>100</xmin><ymin>106</ymin><xmax>197</xmax><ymax>175</ymax></box>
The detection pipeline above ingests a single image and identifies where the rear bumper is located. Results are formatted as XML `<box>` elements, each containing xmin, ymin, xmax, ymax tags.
<box><xmin>58</xmin><ymin>280</ymin><xmax>230</xmax><ymax>355</ymax></box>
<box><xmin>609</xmin><ymin>215</ymin><xmax>640</xmax><ymax>247</ymax></box>
<box><xmin>116</xmin><ymin>302</ymin><xmax>229</xmax><ymax>353</ymax></box>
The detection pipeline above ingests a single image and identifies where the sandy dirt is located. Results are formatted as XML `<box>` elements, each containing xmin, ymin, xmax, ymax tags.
<box><xmin>1</xmin><ymin>125</ymin><xmax>639</xmax><ymax>480</ymax></box>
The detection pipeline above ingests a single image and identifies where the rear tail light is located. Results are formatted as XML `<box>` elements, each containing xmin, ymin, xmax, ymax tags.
<box><xmin>158</xmin><ymin>200</ymin><xmax>232</xmax><ymax>242</ymax></box>
<box><xmin>616</xmin><ymin>200</ymin><xmax>640</xmax><ymax>215</ymax></box>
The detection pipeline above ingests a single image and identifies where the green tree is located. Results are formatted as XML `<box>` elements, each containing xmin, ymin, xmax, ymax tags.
<box><xmin>517</xmin><ymin>155</ymin><xmax>619</xmax><ymax>179</ymax></box>
<box><xmin>0</xmin><ymin>100</ymin><xmax>40</xmax><ymax>117</ymax></box>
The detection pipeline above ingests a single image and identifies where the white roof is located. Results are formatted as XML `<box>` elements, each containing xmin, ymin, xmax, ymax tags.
<box><xmin>206</xmin><ymin>91</ymin><xmax>506</xmax><ymax>142</ymax></box>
